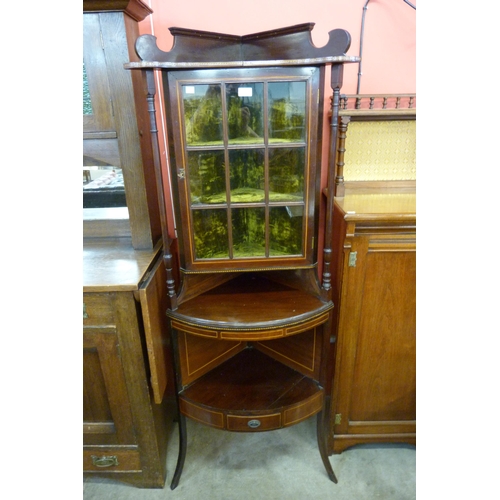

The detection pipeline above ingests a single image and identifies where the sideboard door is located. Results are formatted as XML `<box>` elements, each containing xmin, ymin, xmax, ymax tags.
<box><xmin>83</xmin><ymin>299</ymin><xmax>137</xmax><ymax>448</ymax></box>
<box><xmin>138</xmin><ymin>257</ymin><xmax>171</xmax><ymax>404</ymax></box>
<box><xmin>331</xmin><ymin>222</ymin><xmax>416</xmax><ymax>453</ymax></box>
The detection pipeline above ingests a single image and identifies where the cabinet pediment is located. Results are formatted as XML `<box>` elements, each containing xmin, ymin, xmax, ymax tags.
<box><xmin>127</xmin><ymin>23</ymin><xmax>359</xmax><ymax>69</ymax></box>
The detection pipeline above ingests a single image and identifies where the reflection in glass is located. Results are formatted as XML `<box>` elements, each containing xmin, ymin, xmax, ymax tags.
<box><xmin>181</xmin><ymin>77</ymin><xmax>311</xmax><ymax>262</ymax></box>
<box><xmin>83</xmin><ymin>166</ymin><xmax>126</xmax><ymax>208</ymax></box>
<box><xmin>183</xmin><ymin>84</ymin><xmax>223</xmax><ymax>146</ymax></box>
<box><xmin>188</xmin><ymin>151</ymin><xmax>226</xmax><ymax>204</ymax></box>
<box><xmin>268</xmin><ymin>81</ymin><xmax>306</xmax><ymax>142</ymax></box>
<box><xmin>269</xmin><ymin>206</ymin><xmax>303</xmax><ymax>256</ymax></box>
<box><xmin>229</xmin><ymin>149</ymin><xmax>265</xmax><ymax>202</ymax></box>
<box><xmin>83</xmin><ymin>61</ymin><xmax>93</xmax><ymax>115</ymax></box>
<box><xmin>269</xmin><ymin>148</ymin><xmax>305</xmax><ymax>202</ymax></box>
<box><xmin>232</xmin><ymin>208</ymin><xmax>266</xmax><ymax>258</ymax></box>
<box><xmin>226</xmin><ymin>83</ymin><xmax>264</xmax><ymax>144</ymax></box>
<box><xmin>192</xmin><ymin>209</ymin><xmax>229</xmax><ymax>259</ymax></box>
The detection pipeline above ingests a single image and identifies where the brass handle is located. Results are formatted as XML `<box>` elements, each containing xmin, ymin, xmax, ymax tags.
<box><xmin>247</xmin><ymin>419</ymin><xmax>261</xmax><ymax>429</ymax></box>
<box><xmin>91</xmin><ymin>455</ymin><xmax>119</xmax><ymax>468</ymax></box>
<box><xmin>83</xmin><ymin>303</ymin><xmax>88</xmax><ymax>319</ymax></box>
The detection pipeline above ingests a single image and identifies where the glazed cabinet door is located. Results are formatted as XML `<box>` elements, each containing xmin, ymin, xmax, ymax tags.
<box><xmin>164</xmin><ymin>66</ymin><xmax>324</xmax><ymax>272</ymax></box>
<box><xmin>331</xmin><ymin>230</ymin><xmax>416</xmax><ymax>453</ymax></box>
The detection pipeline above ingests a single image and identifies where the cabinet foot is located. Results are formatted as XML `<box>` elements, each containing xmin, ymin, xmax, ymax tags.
<box><xmin>170</xmin><ymin>412</ymin><xmax>187</xmax><ymax>490</ymax></box>
<box><xmin>317</xmin><ymin>410</ymin><xmax>338</xmax><ymax>483</ymax></box>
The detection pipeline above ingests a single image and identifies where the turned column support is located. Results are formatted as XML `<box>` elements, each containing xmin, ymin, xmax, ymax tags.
<box><xmin>334</xmin><ymin>115</ymin><xmax>351</xmax><ymax>197</ymax></box>
<box><xmin>322</xmin><ymin>64</ymin><xmax>344</xmax><ymax>298</ymax></box>
<box><xmin>145</xmin><ymin>70</ymin><xmax>178</xmax><ymax>310</ymax></box>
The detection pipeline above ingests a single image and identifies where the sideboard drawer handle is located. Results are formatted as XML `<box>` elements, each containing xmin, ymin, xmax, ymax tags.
<box><xmin>83</xmin><ymin>303</ymin><xmax>88</xmax><ymax>319</ymax></box>
<box><xmin>247</xmin><ymin>419</ymin><xmax>261</xmax><ymax>429</ymax></box>
<box><xmin>91</xmin><ymin>455</ymin><xmax>119</xmax><ymax>468</ymax></box>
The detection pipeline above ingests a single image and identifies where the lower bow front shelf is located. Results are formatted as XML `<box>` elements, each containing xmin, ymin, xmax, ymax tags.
<box><xmin>167</xmin><ymin>272</ymin><xmax>337</xmax><ymax>488</ymax></box>
<box><xmin>178</xmin><ymin>347</ymin><xmax>324</xmax><ymax>432</ymax></box>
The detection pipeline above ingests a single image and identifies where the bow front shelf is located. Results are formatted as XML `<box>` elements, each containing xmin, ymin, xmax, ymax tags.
<box><xmin>168</xmin><ymin>272</ymin><xmax>332</xmax><ymax>431</ymax></box>
<box><xmin>126</xmin><ymin>22</ymin><xmax>358</xmax><ymax>489</ymax></box>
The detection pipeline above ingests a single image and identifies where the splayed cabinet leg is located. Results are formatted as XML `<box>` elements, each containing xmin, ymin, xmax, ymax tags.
<box><xmin>170</xmin><ymin>412</ymin><xmax>187</xmax><ymax>490</ymax></box>
<box><xmin>317</xmin><ymin>408</ymin><xmax>338</xmax><ymax>483</ymax></box>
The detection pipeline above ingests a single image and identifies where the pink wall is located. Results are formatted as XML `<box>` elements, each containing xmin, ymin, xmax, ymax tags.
<box><xmin>139</xmin><ymin>0</ymin><xmax>416</xmax><ymax>94</ymax></box>
<box><xmin>136</xmin><ymin>0</ymin><xmax>416</xmax><ymax>259</ymax></box>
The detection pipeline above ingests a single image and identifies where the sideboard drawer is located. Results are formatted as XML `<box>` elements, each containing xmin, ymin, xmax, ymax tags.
<box><xmin>83</xmin><ymin>293</ymin><xmax>115</xmax><ymax>326</ymax></box>
<box><xmin>83</xmin><ymin>448</ymin><xmax>141</xmax><ymax>472</ymax></box>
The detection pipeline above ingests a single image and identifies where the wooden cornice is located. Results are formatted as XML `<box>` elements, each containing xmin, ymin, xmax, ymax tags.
<box><xmin>83</xmin><ymin>0</ymin><xmax>153</xmax><ymax>22</ymax></box>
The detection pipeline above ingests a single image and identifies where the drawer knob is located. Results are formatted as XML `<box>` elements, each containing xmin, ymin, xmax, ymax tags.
<box><xmin>91</xmin><ymin>455</ymin><xmax>119</xmax><ymax>468</ymax></box>
<box><xmin>247</xmin><ymin>419</ymin><xmax>261</xmax><ymax>429</ymax></box>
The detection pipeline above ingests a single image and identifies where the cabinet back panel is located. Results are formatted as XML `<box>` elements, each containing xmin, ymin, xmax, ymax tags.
<box><xmin>177</xmin><ymin>331</ymin><xmax>246</xmax><ymax>386</ymax></box>
<box><xmin>254</xmin><ymin>328</ymin><xmax>321</xmax><ymax>380</ymax></box>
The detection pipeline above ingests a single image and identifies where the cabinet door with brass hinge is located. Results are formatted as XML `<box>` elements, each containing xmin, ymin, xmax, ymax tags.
<box><xmin>330</xmin><ymin>214</ymin><xmax>416</xmax><ymax>454</ymax></box>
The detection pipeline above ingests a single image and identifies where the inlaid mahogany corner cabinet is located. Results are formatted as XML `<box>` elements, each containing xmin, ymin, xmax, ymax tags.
<box><xmin>126</xmin><ymin>24</ymin><xmax>359</xmax><ymax>489</ymax></box>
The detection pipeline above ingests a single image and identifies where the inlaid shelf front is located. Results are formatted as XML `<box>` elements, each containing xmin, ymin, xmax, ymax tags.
<box><xmin>126</xmin><ymin>22</ymin><xmax>358</xmax><ymax>489</ymax></box>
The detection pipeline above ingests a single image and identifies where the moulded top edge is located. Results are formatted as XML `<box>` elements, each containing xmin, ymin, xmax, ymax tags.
<box><xmin>167</xmin><ymin>303</ymin><xmax>333</xmax><ymax>333</ymax></box>
<box><xmin>124</xmin><ymin>55</ymin><xmax>360</xmax><ymax>70</ymax></box>
<box><xmin>167</xmin><ymin>23</ymin><xmax>316</xmax><ymax>41</ymax></box>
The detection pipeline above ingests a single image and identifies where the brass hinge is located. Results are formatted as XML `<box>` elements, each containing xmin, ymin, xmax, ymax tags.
<box><xmin>348</xmin><ymin>251</ymin><xmax>357</xmax><ymax>267</ymax></box>
<box><xmin>334</xmin><ymin>413</ymin><xmax>342</xmax><ymax>425</ymax></box>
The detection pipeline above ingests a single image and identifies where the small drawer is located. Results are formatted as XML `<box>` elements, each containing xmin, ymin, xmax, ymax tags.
<box><xmin>227</xmin><ymin>413</ymin><xmax>282</xmax><ymax>432</ymax></box>
<box><xmin>83</xmin><ymin>293</ymin><xmax>115</xmax><ymax>326</ymax></box>
<box><xmin>83</xmin><ymin>448</ymin><xmax>141</xmax><ymax>472</ymax></box>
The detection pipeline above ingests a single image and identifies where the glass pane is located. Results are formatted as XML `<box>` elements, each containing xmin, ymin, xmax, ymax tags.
<box><xmin>83</xmin><ymin>61</ymin><xmax>93</xmax><ymax>115</ymax></box>
<box><xmin>268</xmin><ymin>81</ymin><xmax>306</xmax><ymax>143</ymax></box>
<box><xmin>229</xmin><ymin>149</ymin><xmax>265</xmax><ymax>203</ymax></box>
<box><xmin>269</xmin><ymin>206</ymin><xmax>303</xmax><ymax>256</ymax></box>
<box><xmin>183</xmin><ymin>84</ymin><xmax>223</xmax><ymax>146</ymax></box>
<box><xmin>232</xmin><ymin>208</ymin><xmax>266</xmax><ymax>258</ymax></box>
<box><xmin>188</xmin><ymin>151</ymin><xmax>226</xmax><ymax>204</ymax></box>
<box><xmin>192</xmin><ymin>209</ymin><xmax>229</xmax><ymax>259</ymax></box>
<box><xmin>226</xmin><ymin>83</ymin><xmax>264</xmax><ymax>144</ymax></box>
<box><xmin>268</xmin><ymin>148</ymin><xmax>305</xmax><ymax>202</ymax></box>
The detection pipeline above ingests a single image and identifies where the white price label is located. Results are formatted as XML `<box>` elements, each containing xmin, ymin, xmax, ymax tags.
<box><xmin>238</xmin><ymin>87</ymin><xmax>253</xmax><ymax>97</ymax></box>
